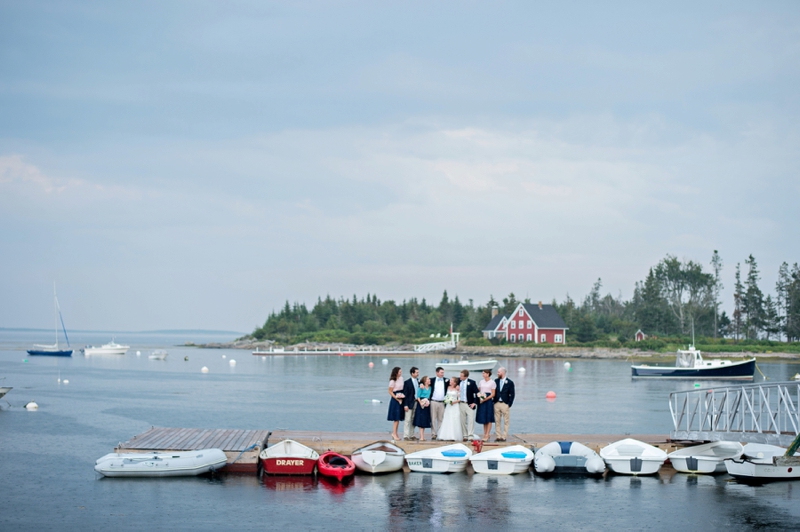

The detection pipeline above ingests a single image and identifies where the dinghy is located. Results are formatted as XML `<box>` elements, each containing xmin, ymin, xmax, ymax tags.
<box><xmin>668</xmin><ymin>441</ymin><xmax>744</xmax><ymax>474</ymax></box>
<box><xmin>149</xmin><ymin>350</ymin><xmax>168</xmax><ymax>360</ymax></box>
<box><xmin>405</xmin><ymin>443</ymin><xmax>473</xmax><ymax>474</ymax></box>
<box><xmin>318</xmin><ymin>451</ymin><xmax>355</xmax><ymax>481</ymax></box>
<box><xmin>599</xmin><ymin>438</ymin><xmax>667</xmax><ymax>475</ymax></box>
<box><xmin>724</xmin><ymin>443</ymin><xmax>800</xmax><ymax>482</ymax></box>
<box><xmin>534</xmin><ymin>441</ymin><xmax>605</xmax><ymax>476</ymax></box>
<box><xmin>470</xmin><ymin>445</ymin><xmax>533</xmax><ymax>475</ymax></box>
<box><xmin>350</xmin><ymin>441</ymin><xmax>405</xmax><ymax>474</ymax></box>
<box><xmin>94</xmin><ymin>449</ymin><xmax>228</xmax><ymax>477</ymax></box>
<box><xmin>259</xmin><ymin>439</ymin><xmax>319</xmax><ymax>475</ymax></box>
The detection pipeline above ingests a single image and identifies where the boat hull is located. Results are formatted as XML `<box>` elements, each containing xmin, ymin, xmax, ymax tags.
<box><xmin>351</xmin><ymin>451</ymin><xmax>405</xmax><ymax>474</ymax></box>
<box><xmin>725</xmin><ymin>459</ymin><xmax>800</xmax><ymax>482</ymax></box>
<box><xmin>27</xmin><ymin>349</ymin><xmax>72</xmax><ymax>357</ymax></box>
<box><xmin>471</xmin><ymin>446</ymin><xmax>534</xmax><ymax>475</ymax></box>
<box><xmin>406</xmin><ymin>456</ymin><xmax>469</xmax><ymax>474</ymax></box>
<box><xmin>600</xmin><ymin>438</ymin><xmax>667</xmax><ymax>476</ymax></box>
<box><xmin>83</xmin><ymin>348</ymin><xmax>129</xmax><ymax>355</ymax></box>
<box><xmin>668</xmin><ymin>442</ymin><xmax>743</xmax><ymax>474</ymax></box>
<box><xmin>604</xmin><ymin>457</ymin><xmax>664</xmax><ymax>475</ymax></box>
<box><xmin>318</xmin><ymin>452</ymin><xmax>355</xmax><ymax>481</ymax></box>
<box><xmin>534</xmin><ymin>442</ymin><xmax>605</xmax><ymax>476</ymax></box>
<box><xmin>631</xmin><ymin>358</ymin><xmax>755</xmax><ymax>379</ymax></box>
<box><xmin>439</xmin><ymin>360</ymin><xmax>497</xmax><ymax>373</ymax></box>
<box><xmin>260</xmin><ymin>457</ymin><xmax>318</xmax><ymax>475</ymax></box>
<box><xmin>94</xmin><ymin>449</ymin><xmax>228</xmax><ymax>478</ymax></box>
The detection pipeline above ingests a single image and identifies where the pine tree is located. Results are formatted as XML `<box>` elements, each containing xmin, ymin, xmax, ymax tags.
<box><xmin>732</xmin><ymin>263</ymin><xmax>744</xmax><ymax>342</ymax></box>
<box><xmin>710</xmin><ymin>250</ymin><xmax>723</xmax><ymax>340</ymax></box>
<box><xmin>744</xmin><ymin>254</ymin><xmax>765</xmax><ymax>339</ymax></box>
<box><xmin>776</xmin><ymin>262</ymin><xmax>790</xmax><ymax>342</ymax></box>
<box><xmin>763</xmin><ymin>295</ymin><xmax>781</xmax><ymax>341</ymax></box>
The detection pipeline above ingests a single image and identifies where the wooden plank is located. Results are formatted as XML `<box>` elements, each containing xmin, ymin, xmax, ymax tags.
<box><xmin>132</xmin><ymin>428</ymin><xmax>171</xmax><ymax>449</ymax></box>
<box><xmin>181</xmin><ymin>429</ymin><xmax>208</xmax><ymax>449</ymax></box>
<box><xmin>169</xmin><ymin>428</ymin><xmax>201</xmax><ymax>450</ymax></box>
<box><xmin>125</xmin><ymin>427</ymin><xmax>163</xmax><ymax>448</ymax></box>
<box><xmin>167</xmin><ymin>428</ymin><xmax>199</xmax><ymax>449</ymax></box>
<box><xmin>156</xmin><ymin>428</ymin><xmax>190</xmax><ymax>450</ymax></box>
<box><xmin>206</xmin><ymin>429</ymin><xmax>233</xmax><ymax>450</ymax></box>
<box><xmin>230</xmin><ymin>430</ymin><xmax>254</xmax><ymax>451</ymax></box>
<box><xmin>219</xmin><ymin>429</ymin><xmax>244</xmax><ymax>451</ymax></box>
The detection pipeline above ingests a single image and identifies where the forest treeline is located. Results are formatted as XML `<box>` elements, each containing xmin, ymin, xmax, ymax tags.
<box><xmin>248</xmin><ymin>252</ymin><xmax>800</xmax><ymax>350</ymax></box>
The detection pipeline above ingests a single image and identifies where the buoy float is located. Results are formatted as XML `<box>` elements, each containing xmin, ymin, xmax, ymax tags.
<box><xmin>222</xmin><ymin>355</ymin><xmax>226</xmax><ymax>359</ymax></box>
<box><xmin>518</xmin><ymin>367</ymin><xmax>526</xmax><ymax>372</ymax></box>
<box><xmin>564</xmin><ymin>362</ymin><xmax>571</xmax><ymax>369</ymax></box>
<box><xmin>201</xmin><ymin>366</ymin><xmax>209</xmax><ymax>373</ymax></box>
<box><xmin>63</xmin><ymin>379</ymin><xmax>69</xmax><ymax>385</ymax></box>
<box><xmin>381</xmin><ymin>359</ymin><xmax>389</xmax><ymax>365</ymax></box>
<box><xmin>694</xmin><ymin>383</ymin><xmax>701</xmax><ymax>388</ymax></box>
<box><xmin>365</xmin><ymin>399</ymin><xmax>382</xmax><ymax>403</ymax></box>
<box><xmin>546</xmin><ymin>391</ymin><xmax>556</xmax><ymax>399</ymax></box>
<box><xmin>229</xmin><ymin>359</ymin><xmax>236</xmax><ymax>366</ymax></box>
<box><xmin>184</xmin><ymin>356</ymin><xmax>189</xmax><ymax>361</ymax></box>
<box><xmin>25</xmin><ymin>401</ymin><xmax>38</xmax><ymax>410</ymax></box>
<box><xmin>368</xmin><ymin>362</ymin><xmax>374</xmax><ymax>368</ymax></box>
<box><xmin>136</xmin><ymin>351</ymin><xmax>141</xmax><ymax>356</ymax></box>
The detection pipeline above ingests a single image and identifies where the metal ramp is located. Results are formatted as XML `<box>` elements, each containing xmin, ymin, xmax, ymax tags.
<box><xmin>414</xmin><ymin>332</ymin><xmax>460</xmax><ymax>353</ymax></box>
<box><xmin>670</xmin><ymin>381</ymin><xmax>800</xmax><ymax>446</ymax></box>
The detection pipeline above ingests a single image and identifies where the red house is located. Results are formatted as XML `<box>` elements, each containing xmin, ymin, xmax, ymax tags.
<box><xmin>635</xmin><ymin>329</ymin><xmax>646</xmax><ymax>342</ymax></box>
<box><xmin>484</xmin><ymin>301</ymin><xmax>568</xmax><ymax>344</ymax></box>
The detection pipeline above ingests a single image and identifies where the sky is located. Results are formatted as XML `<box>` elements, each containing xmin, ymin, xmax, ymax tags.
<box><xmin>1</xmin><ymin>1</ymin><xmax>799</xmax><ymax>332</ymax></box>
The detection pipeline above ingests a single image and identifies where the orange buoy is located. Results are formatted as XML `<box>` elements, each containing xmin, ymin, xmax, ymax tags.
<box><xmin>368</xmin><ymin>362</ymin><xmax>374</xmax><ymax>368</ymax></box>
<box><xmin>546</xmin><ymin>391</ymin><xmax>556</xmax><ymax>399</ymax></box>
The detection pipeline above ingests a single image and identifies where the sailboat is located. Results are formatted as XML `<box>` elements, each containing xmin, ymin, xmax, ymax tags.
<box><xmin>27</xmin><ymin>284</ymin><xmax>73</xmax><ymax>357</ymax></box>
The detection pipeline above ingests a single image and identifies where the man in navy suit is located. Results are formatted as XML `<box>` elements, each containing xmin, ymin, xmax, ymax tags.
<box><xmin>402</xmin><ymin>367</ymin><xmax>419</xmax><ymax>440</ymax></box>
<box><xmin>493</xmin><ymin>366</ymin><xmax>515</xmax><ymax>441</ymax></box>
<box><xmin>458</xmin><ymin>369</ymin><xmax>479</xmax><ymax>441</ymax></box>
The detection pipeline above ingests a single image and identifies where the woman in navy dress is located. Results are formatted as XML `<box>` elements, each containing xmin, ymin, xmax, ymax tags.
<box><xmin>413</xmin><ymin>376</ymin><xmax>432</xmax><ymax>441</ymax></box>
<box><xmin>475</xmin><ymin>369</ymin><xmax>497</xmax><ymax>441</ymax></box>
<box><xmin>387</xmin><ymin>367</ymin><xmax>405</xmax><ymax>440</ymax></box>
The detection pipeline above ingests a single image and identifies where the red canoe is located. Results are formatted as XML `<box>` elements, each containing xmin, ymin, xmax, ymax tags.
<box><xmin>318</xmin><ymin>451</ymin><xmax>355</xmax><ymax>481</ymax></box>
<box><xmin>259</xmin><ymin>439</ymin><xmax>319</xmax><ymax>476</ymax></box>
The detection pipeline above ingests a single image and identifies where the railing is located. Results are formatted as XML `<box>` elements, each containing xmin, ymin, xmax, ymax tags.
<box><xmin>670</xmin><ymin>381</ymin><xmax>800</xmax><ymax>446</ymax></box>
<box><xmin>414</xmin><ymin>333</ymin><xmax>460</xmax><ymax>353</ymax></box>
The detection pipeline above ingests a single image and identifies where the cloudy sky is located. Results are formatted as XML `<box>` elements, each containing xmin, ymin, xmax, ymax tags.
<box><xmin>1</xmin><ymin>1</ymin><xmax>798</xmax><ymax>332</ymax></box>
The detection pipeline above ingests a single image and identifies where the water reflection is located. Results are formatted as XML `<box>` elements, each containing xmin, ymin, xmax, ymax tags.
<box><xmin>261</xmin><ymin>475</ymin><xmax>317</xmax><ymax>492</ymax></box>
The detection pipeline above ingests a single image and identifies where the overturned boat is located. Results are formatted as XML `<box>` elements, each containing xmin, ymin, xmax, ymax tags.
<box><xmin>534</xmin><ymin>441</ymin><xmax>605</xmax><ymax>476</ymax></box>
<box><xmin>725</xmin><ymin>443</ymin><xmax>800</xmax><ymax>482</ymax></box>
<box><xmin>94</xmin><ymin>449</ymin><xmax>228</xmax><ymax>478</ymax></box>
<box><xmin>351</xmin><ymin>441</ymin><xmax>405</xmax><ymax>474</ymax></box>
<box><xmin>600</xmin><ymin>438</ymin><xmax>667</xmax><ymax>475</ymax></box>
<box><xmin>470</xmin><ymin>445</ymin><xmax>533</xmax><ymax>475</ymax></box>
<box><xmin>405</xmin><ymin>443</ymin><xmax>473</xmax><ymax>474</ymax></box>
<box><xmin>668</xmin><ymin>441</ymin><xmax>744</xmax><ymax>474</ymax></box>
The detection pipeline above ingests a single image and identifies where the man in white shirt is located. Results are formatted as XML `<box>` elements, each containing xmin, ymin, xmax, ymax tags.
<box><xmin>429</xmin><ymin>367</ymin><xmax>446</xmax><ymax>440</ymax></box>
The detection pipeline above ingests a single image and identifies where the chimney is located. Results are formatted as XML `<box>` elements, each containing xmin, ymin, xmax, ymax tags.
<box><xmin>538</xmin><ymin>301</ymin><xmax>542</xmax><ymax>309</ymax></box>
<box><xmin>491</xmin><ymin>306</ymin><xmax>498</xmax><ymax>318</ymax></box>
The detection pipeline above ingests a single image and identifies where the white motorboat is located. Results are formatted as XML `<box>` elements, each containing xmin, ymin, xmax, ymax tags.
<box><xmin>149</xmin><ymin>350</ymin><xmax>168</xmax><ymax>360</ymax></box>
<box><xmin>0</xmin><ymin>386</ymin><xmax>12</xmax><ymax>400</ymax></box>
<box><xmin>350</xmin><ymin>441</ymin><xmax>405</xmax><ymax>474</ymax></box>
<box><xmin>668</xmin><ymin>441</ymin><xmax>744</xmax><ymax>474</ymax></box>
<box><xmin>534</xmin><ymin>441</ymin><xmax>605</xmax><ymax>476</ymax></box>
<box><xmin>470</xmin><ymin>445</ymin><xmax>533</xmax><ymax>475</ymax></box>
<box><xmin>599</xmin><ymin>438</ymin><xmax>667</xmax><ymax>475</ymax></box>
<box><xmin>631</xmin><ymin>346</ymin><xmax>755</xmax><ymax>379</ymax></box>
<box><xmin>437</xmin><ymin>359</ymin><xmax>497</xmax><ymax>374</ymax></box>
<box><xmin>94</xmin><ymin>449</ymin><xmax>228</xmax><ymax>477</ymax></box>
<box><xmin>83</xmin><ymin>339</ymin><xmax>130</xmax><ymax>356</ymax></box>
<box><xmin>724</xmin><ymin>443</ymin><xmax>800</xmax><ymax>482</ymax></box>
<box><xmin>405</xmin><ymin>443</ymin><xmax>473</xmax><ymax>474</ymax></box>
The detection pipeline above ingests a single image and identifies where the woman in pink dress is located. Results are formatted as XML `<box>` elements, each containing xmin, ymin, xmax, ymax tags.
<box><xmin>475</xmin><ymin>369</ymin><xmax>497</xmax><ymax>441</ymax></box>
<box><xmin>387</xmin><ymin>367</ymin><xmax>405</xmax><ymax>440</ymax></box>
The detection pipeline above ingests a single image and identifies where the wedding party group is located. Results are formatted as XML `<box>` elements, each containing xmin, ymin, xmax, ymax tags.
<box><xmin>386</xmin><ymin>365</ymin><xmax>516</xmax><ymax>443</ymax></box>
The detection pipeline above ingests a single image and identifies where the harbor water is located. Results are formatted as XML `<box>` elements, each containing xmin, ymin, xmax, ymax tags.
<box><xmin>2</xmin><ymin>329</ymin><xmax>800</xmax><ymax>530</ymax></box>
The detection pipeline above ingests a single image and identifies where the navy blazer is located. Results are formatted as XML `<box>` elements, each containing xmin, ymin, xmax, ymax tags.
<box><xmin>402</xmin><ymin>377</ymin><xmax>417</xmax><ymax>409</ymax></box>
<box><xmin>461</xmin><ymin>378</ymin><xmax>479</xmax><ymax>406</ymax></box>
<box><xmin>494</xmin><ymin>377</ymin><xmax>515</xmax><ymax>407</ymax></box>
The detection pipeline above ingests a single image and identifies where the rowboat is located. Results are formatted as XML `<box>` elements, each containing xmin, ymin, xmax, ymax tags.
<box><xmin>405</xmin><ymin>443</ymin><xmax>473</xmax><ymax>474</ymax></box>
<box><xmin>599</xmin><ymin>438</ymin><xmax>667</xmax><ymax>475</ymax></box>
<box><xmin>259</xmin><ymin>439</ymin><xmax>319</xmax><ymax>475</ymax></box>
<box><xmin>631</xmin><ymin>346</ymin><xmax>755</xmax><ymax>380</ymax></box>
<box><xmin>724</xmin><ymin>443</ymin><xmax>800</xmax><ymax>482</ymax></box>
<box><xmin>437</xmin><ymin>359</ymin><xmax>497</xmax><ymax>374</ymax></box>
<box><xmin>470</xmin><ymin>445</ymin><xmax>533</xmax><ymax>475</ymax></box>
<box><xmin>350</xmin><ymin>441</ymin><xmax>405</xmax><ymax>474</ymax></box>
<box><xmin>149</xmin><ymin>350</ymin><xmax>168</xmax><ymax>360</ymax></box>
<box><xmin>94</xmin><ymin>449</ymin><xmax>228</xmax><ymax>477</ymax></box>
<box><xmin>668</xmin><ymin>441</ymin><xmax>744</xmax><ymax>474</ymax></box>
<box><xmin>318</xmin><ymin>451</ymin><xmax>355</xmax><ymax>481</ymax></box>
<box><xmin>534</xmin><ymin>441</ymin><xmax>605</xmax><ymax>476</ymax></box>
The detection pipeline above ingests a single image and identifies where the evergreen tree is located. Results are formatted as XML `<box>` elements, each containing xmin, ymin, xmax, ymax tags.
<box><xmin>776</xmin><ymin>262</ymin><xmax>790</xmax><ymax>342</ymax></box>
<box><xmin>786</xmin><ymin>264</ymin><xmax>800</xmax><ymax>342</ymax></box>
<box><xmin>743</xmin><ymin>254</ymin><xmax>765</xmax><ymax>339</ymax></box>
<box><xmin>710</xmin><ymin>250</ymin><xmax>723</xmax><ymax>340</ymax></box>
<box><xmin>732</xmin><ymin>263</ymin><xmax>744</xmax><ymax>342</ymax></box>
<box><xmin>763</xmin><ymin>295</ymin><xmax>781</xmax><ymax>341</ymax></box>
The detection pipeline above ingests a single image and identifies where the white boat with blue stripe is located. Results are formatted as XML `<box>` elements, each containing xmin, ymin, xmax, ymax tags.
<box><xmin>470</xmin><ymin>445</ymin><xmax>533</xmax><ymax>475</ymax></box>
<box><xmin>405</xmin><ymin>443</ymin><xmax>473</xmax><ymax>474</ymax></box>
<box><xmin>534</xmin><ymin>441</ymin><xmax>605</xmax><ymax>476</ymax></box>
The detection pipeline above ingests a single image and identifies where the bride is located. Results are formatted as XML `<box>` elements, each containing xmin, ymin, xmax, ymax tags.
<box><xmin>437</xmin><ymin>377</ymin><xmax>463</xmax><ymax>441</ymax></box>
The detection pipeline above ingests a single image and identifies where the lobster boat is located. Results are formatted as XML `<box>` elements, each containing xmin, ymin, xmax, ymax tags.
<box><xmin>351</xmin><ymin>441</ymin><xmax>405</xmax><ymax>474</ymax></box>
<box><xmin>599</xmin><ymin>438</ymin><xmax>667</xmax><ymax>475</ymax></box>
<box><xmin>534</xmin><ymin>441</ymin><xmax>605</xmax><ymax>476</ymax></box>
<box><xmin>470</xmin><ymin>445</ymin><xmax>533</xmax><ymax>475</ymax></box>
<box><xmin>94</xmin><ymin>449</ymin><xmax>228</xmax><ymax>478</ymax></box>
<box><xmin>259</xmin><ymin>439</ymin><xmax>319</xmax><ymax>475</ymax></box>
<box><xmin>631</xmin><ymin>346</ymin><xmax>755</xmax><ymax>380</ymax></box>
<box><xmin>405</xmin><ymin>443</ymin><xmax>473</xmax><ymax>474</ymax></box>
<box><xmin>668</xmin><ymin>441</ymin><xmax>744</xmax><ymax>474</ymax></box>
<box><xmin>318</xmin><ymin>451</ymin><xmax>356</xmax><ymax>481</ymax></box>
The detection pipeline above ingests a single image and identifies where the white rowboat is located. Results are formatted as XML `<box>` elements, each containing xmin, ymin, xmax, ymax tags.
<box><xmin>405</xmin><ymin>443</ymin><xmax>473</xmax><ymax>474</ymax></box>
<box><xmin>724</xmin><ymin>443</ymin><xmax>800</xmax><ymax>482</ymax></box>
<box><xmin>438</xmin><ymin>359</ymin><xmax>497</xmax><ymax>374</ymax></box>
<box><xmin>534</xmin><ymin>441</ymin><xmax>605</xmax><ymax>475</ymax></box>
<box><xmin>149</xmin><ymin>350</ymin><xmax>168</xmax><ymax>360</ymax></box>
<box><xmin>668</xmin><ymin>441</ymin><xmax>744</xmax><ymax>474</ymax></box>
<box><xmin>470</xmin><ymin>445</ymin><xmax>533</xmax><ymax>475</ymax></box>
<box><xmin>95</xmin><ymin>449</ymin><xmax>228</xmax><ymax>477</ymax></box>
<box><xmin>351</xmin><ymin>441</ymin><xmax>405</xmax><ymax>474</ymax></box>
<box><xmin>600</xmin><ymin>438</ymin><xmax>667</xmax><ymax>475</ymax></box>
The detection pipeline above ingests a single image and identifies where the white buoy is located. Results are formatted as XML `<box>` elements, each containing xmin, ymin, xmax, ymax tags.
<box><xmin>222</xmin><ymin>355</ymin><xmax>226</xmax><ymax>359</ymax></box>
<box><xmin>25</xmin><ymin>401</ymin><xmax>38</xmax><ymax>410</ymax></box>
<box><xmin>201</xmin><ymin>366</ymin><xmax>209</xmax><ymax>373</ymax></box>
<box><xmin>63</xmin><ymin>379</ymin><xmax>69</xmax><ymax>384</ymax></box>
<box><xmin>382</xmin><ymin>359</ymin><xmax>389</xmax><ymax>365</ymax></box>
<box><xmin>136</xmin><ymin>351</ymin><xmax>141</xmax><ymax>356</ymax></box>
<box><xmin>371</xmin><ymin>399</ymin><xmax>382</xmax><ymax>403</ymax></box>
<box><xmin>229</xmin><ymin>359</ymin><xmax>236</xmax><ymax>366</ymax></box>
<box><xmin>564</xmin><ymin>362</ymin><xmax>571</xmax><ymax>369</ymax></box>
<box><xmin>518</xmin><ymin>367</ymin><xmax>526</xmax><ymax>372</ymax></box>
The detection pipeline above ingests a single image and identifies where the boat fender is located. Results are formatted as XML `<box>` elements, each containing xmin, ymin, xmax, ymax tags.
<box><xmin>534</xmin><ymin>454</ymin><xmax>556</xmax><ymax>474</ymax></box>
<box><xmin>585</xmin><ymin>456</ymin><xmax>605</xmax><ymax>474</ymax></box>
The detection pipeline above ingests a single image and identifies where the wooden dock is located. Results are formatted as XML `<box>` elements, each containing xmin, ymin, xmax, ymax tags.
<box><xmin>114</xmin><ymin>427</ymin><xmax>682</xmax><ymax>473</ymax></box>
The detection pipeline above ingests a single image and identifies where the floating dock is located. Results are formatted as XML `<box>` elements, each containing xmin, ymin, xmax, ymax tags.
<box><xmin>114</xmin><ymin>427</ymin><xmax>681</xmax><ymax>473</ymax></box>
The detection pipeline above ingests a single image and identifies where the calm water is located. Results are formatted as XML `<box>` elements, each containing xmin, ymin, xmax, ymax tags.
<box><xmin>2</xmin><ymin>330</ymin><xmax>800</xmax><ymax>530</ymax></box>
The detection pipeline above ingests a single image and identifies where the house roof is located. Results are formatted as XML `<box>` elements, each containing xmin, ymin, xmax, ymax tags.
<box><xmin>482</xmin><ymin>314</ymin><xmax>508</xmax><ymax>332</ymax></box>
<box><xmin>521</xmin><ymin>303</ymin><xmax>568</xmax><ymax>329</ymax></box>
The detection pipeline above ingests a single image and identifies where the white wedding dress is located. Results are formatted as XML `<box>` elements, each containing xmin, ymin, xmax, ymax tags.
<box><xmin>437</xmin><ymin>390</ymin><xmax>463</xmax><ymax>441</ymax></box>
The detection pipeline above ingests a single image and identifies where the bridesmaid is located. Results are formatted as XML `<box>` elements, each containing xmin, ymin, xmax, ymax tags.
<box><xmin>475</xmin><ymin>369</ymin><xmax>497</xmax><ymax>441</ymax></box>
<box><xmin>413</xmin><ymin>376</ymin><xmax>432</xmax><ymax>441</ymax></box>
<box><xmin>387</xmin><ymin>367</ymin><xmax>405</xmax><ymax>440</ymax></box>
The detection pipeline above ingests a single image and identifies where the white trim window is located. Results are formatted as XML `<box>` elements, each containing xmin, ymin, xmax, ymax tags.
<box><xmin>526</xmin><ymin>333</ymin><xmax>532</xmax><ymax>342</ymax></box>
<box><xmin>510</xmin><ymin>334</ymin><xmax>516</xmax><ymax>342</ymax></box>
<box><xmin>541</xmin><ymin>333</ymin><xmax>547</xmax><ymax>343</ymax></box>
<box><xmin>527</xmin><ymin>320</ymin><xmax>532</xmax><ymax>329</ymax></box>
<box><xmin>511</xmin><ymin>321</ymin><xmax>516</xmax><ymax>329</ymax></box>
<box><xmin>519</xmin><ymin>309</ymin><xmax>524</xmax><ymax>317</ymax></box>
<box><xmin>555</xmin><ymin>334</ymin><xmax>563</xmax><ymax>343</ymax></box>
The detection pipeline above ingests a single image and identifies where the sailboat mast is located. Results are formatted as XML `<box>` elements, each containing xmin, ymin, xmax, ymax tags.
<box><xmin>53</xmin><ymin>282</ymin><xmax>58</xmax><ymax>347</ymax></box>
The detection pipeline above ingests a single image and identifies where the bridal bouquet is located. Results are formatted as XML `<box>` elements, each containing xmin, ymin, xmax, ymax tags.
<box><xmin>444</xmin><ymin>395</ymin><xmax>456</xmax><ymax>406</ymax></box>
<box><xmin>395</xmin><ymin>392</ymin><xmax>405</xmax><ymax>400</ymax></box>
<box><xmin>477</xmin><ymin>392</ymin><xmax>487</xmax><ymax>403</ymax></box>
<box><xmin>420</xmin><ymin>398</ymin><xmax>430</xmax><ymax>407</ymax></box>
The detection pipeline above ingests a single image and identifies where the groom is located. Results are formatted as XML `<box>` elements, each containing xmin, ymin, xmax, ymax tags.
<box><xmin>458</xmin><ymin>369</ymin><xmax>479</xmax><ymax>441</ymax></box>
<box><xmin>430</xmin><ymin>367</ymin><xmax>447</xmax><ymax>440</ymax></box>
<box><xmin>402</xmin><ymin>366</ymin><xmax>419</xmax><ymax>440</ymax></box>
